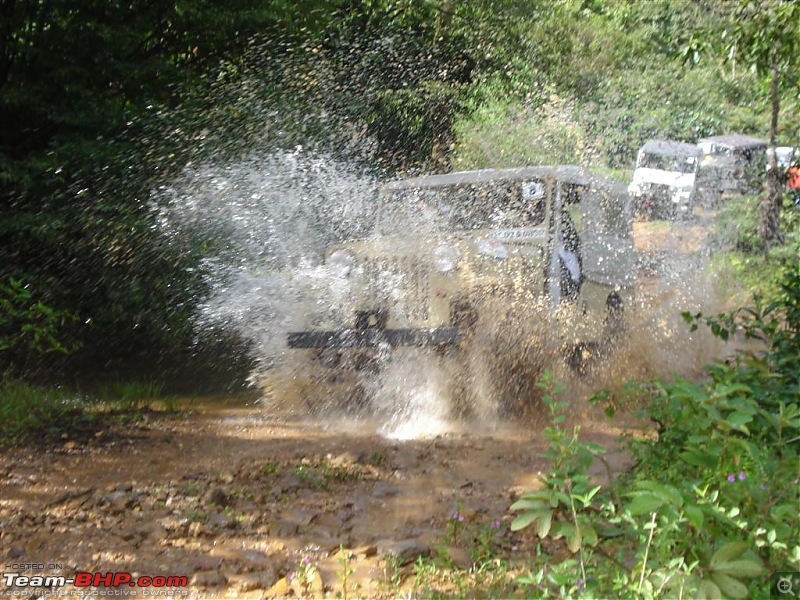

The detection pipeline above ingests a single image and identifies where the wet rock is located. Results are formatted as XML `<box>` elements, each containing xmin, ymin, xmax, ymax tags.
<box><xmin>376</xmin><ymin>538</ymin><xmax>431</xmax><ymax>565</ymax></box>
<box><xmin>191</xmin><ymin>556</ymin><xmax>224</xmax><ymax>571</ymax></box>
<box><xmin>159</xmin><ymin>516</ymin><xmax>188</xmax><ymax>536</ymax></box>
<box><xmin>227</xmin><ymin>571</ymin><xmax>277</xmax><ymax>592</ymax></box>
<box><xmin>289</xmin><ymin>566</ymin><xmax>324</xmax><ymax>598</ymax></box>
<box><xmin>190</xmin><ymin>571</ymin><xmax>227</xmax><ymax>587</ymax></box>
<box><xmin>316</xmin><ymin>536</ymin><xmax>351</xmax><ymax>553</ymax></box>
<box><xmin>210</xmin><ymin>546</ymin><xmax>275</xmax><ymax>570</ymax></box>
<box><xmin>353</xmin><ymin>544</ymin><xmax>378</xmax><ymax>558</ymax></box>
<box><xmin>102</xmin><ymin>491</ymin><xmax>134</xmax><ymax>514</ymax></box>
<box><xmin>137</xmin><ymin>521</ymin><xmax>167</xmax><ymax>541</ymax></box>
<box><xmin>205</xmin><ymin>486</ymin><xmax>228</xmax><ymax>506</ymax></box>
<box><xmin>390</xmin><ymin>453</ymin><xmax>417</xmax><ymax>471</ymax></box>
<box><xmin>311</xmin><ymin>512</ymin><xmax>342</xmax><ymax>531</ymax></box>
<box><xmin>207</xmin><ymin>512</ymin><xmax>236</xmax><ymax>530</ymax></box>
<box><xmin>271</xmin><ymin>519</ymin><xmax>299</xmax><ymax>537</ymax></box>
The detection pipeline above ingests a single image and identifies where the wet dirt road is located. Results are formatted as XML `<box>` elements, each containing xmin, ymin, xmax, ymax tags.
<box><xmin>0</xmin><ymin>398</ymin><xmax>633</xmax><ymax>599</ymax></box>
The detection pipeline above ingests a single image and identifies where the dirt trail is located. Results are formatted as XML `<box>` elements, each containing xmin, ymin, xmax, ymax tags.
<box><xmin>0</xmin><ymin>400</ymin><xmax>633</xmax><ymax>599</ymax></box>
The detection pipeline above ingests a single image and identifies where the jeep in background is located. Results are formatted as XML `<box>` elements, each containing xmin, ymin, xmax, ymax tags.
<box><xmin>287</xmin><ymin>166</ymin><xmax>636</xmax><ymax>389</ymax></box>
<box><xmin>695</xmin><ymin>134</ymin><xmax>767</xmax><ymax>206</ymax></box>
<box><xmin>628</xmin><ymin>140</ymin><xmax>700</xmax><ymax>219</ymax></box>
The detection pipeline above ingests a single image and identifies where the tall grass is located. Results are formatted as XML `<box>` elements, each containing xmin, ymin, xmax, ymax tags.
<box><xmin>0</xmin><ymin>378</ymin><xmax>81</xmax><ymax>445</ymax></box>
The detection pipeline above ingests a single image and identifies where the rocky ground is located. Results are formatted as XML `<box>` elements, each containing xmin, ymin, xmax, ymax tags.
<box><xmin>0</xmin><ymin>403</ymin><xmax>634</xmax><ymax>599</ymax></box>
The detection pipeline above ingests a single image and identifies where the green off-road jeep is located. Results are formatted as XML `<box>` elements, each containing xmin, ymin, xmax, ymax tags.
<box><xmin>287</xmin><ymin>166</ymin><xmax>635</xmax><ymax>410</ymax></box>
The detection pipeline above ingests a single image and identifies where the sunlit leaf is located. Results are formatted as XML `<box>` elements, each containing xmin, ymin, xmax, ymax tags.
<box><xmin>711</xmin><ymin>559</ymin><xmax>763</xmax><ymax>578</ymax></box>
<box><xmin>710</xmin><ymin>541</ymin><xmax>748</xmax><ymax>566</ymax></box>
<box><xmin>709</xmin><ymin>572</ymin><xmax>748</xmax><ymax>599</ymax></box>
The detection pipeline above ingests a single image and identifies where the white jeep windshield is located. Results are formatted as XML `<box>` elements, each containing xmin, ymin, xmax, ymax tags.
<box><xmin>639</xmin><ymin>152</ymin><xmax>696</xmax><ymax>173</ymax></box>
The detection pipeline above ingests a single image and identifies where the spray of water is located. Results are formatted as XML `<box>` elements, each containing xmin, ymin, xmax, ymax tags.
<box><xmin>156</xmin><ymin>149</ymin><xmax>729</xmax><ymax>439</ymax></box>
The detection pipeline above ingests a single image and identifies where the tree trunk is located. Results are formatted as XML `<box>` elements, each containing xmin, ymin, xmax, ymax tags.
<box><xmin>759</xmin><ymin>61</ymin><xmax>784</xmax><ymax>252</ymax></box>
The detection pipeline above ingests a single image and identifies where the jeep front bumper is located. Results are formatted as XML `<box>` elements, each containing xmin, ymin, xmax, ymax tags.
<box><xmin>287</xmin><ymin>326</ymin><xmax>460</xmax><ymax>348</ymax></box>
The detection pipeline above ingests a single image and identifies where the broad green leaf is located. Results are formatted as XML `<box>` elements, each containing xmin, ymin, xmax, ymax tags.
<box><xmin>510</xmin><ymin>498</ymin><xmax>548</xmax><ymax>511</ymax></box>
<box><xmin>681</xmin><ymin>448</ymin><xmax>719</xmax><ymax>469</ymax></box>
<box><xmin>767</xmin><ymin>529</ymin><xmax>777</xmax><ymax>544</ymax></box>
<box><xmin>627</xmin><ymin>493</ymin><xmax>664</xmax><ymax>515</ymax></box>
<box><xmin>510</xmin><ymin>510</ymin><xmax>544</xmax><ymax>532</ymax></box>
<box><xmin>566</xmin><ymin>527</ymin><xmax>581</xmax><ymax>553</ymax></box>
<box><xmin>549</xmin><ymin>521</ymin><xmax>574</xmax><ymax>540</ymax></box>
<box><xmin>636</xmin><ymin>481</ymin><xmax>683</xmax><ymax>507</ymax></box>
<box><xmin>536</xmin><ymin>509</ymin><xmax>553</xmax><ymax>538</ymax></box>
<box><xmin>725</xmin><ymin>411</ymin><xmax>753</xmax><ymax>434</ymax></box>
<box><xmin>581</xmin><ymin>522</ymin><xmax>598</xmax><ymax>547</ymax></box>
<box><xmin>685</xmin><ymin>505</ymin><xmax>704</xmax><ymax>530</ymax></box>
<box><xmin>697</xmin><ymin>578</ymin><xmax>722</xmax><ymax>600</ymax></box>
<box><xmin>711</xmin><ymin>559</ymin><xmax>763</xmax><ymax>578</ymax></box>
<box><xmin>710</xmin><ymin>541</ymin><xmax>748</xmax><ymax>566</ymax></box>
<box><xmin>710</xmin><ymin>572</ymin><xmax>748</xmax><ymax>599</ymax></box>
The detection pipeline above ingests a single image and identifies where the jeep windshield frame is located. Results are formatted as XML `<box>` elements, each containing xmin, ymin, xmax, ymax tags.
<box><xmin>378</xmin><ymin>178</ymin><xmax>546</xmax><ymax>234</ymax></box>
<box><xmin>382</xmin><ymin>166</ymin><xmax>635</xmax><ymax>287</ymax></box>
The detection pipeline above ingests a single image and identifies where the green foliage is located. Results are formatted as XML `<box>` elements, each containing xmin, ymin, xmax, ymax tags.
<box><xmin>0</xmin><ymin>378</ymin><xmax>88</xmax><ymax>445</ymax></box>
<box><xmin>500</xmin><ymin>266</ymin><xmax>799</xmax><ymax>597</ymax></box>
<box><xmin>0</xmin><ymin>278</ymin><xmax>76</xmax><ymax>359</ymax></box>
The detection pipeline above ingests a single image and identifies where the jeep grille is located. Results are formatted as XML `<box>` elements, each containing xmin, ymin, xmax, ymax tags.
<box><xmin>363</xmin><ymin>257</ymin><xmax>430</xmax><ymax>324</ymax></box>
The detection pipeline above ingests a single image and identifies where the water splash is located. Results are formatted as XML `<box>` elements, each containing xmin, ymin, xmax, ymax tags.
<box><xmin>155</xmin><ymin>150</ymin><xmax>730</xmax><ymax>439</ymax></box>
<box><xmin>154</xmin><ymin>148</ymin><xmax>379</xmax><ymax>371</ymax></box>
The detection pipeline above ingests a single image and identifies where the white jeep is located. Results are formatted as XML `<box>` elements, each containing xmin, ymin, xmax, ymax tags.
<box><xmin>628</xmin><ymin>140</ymin><xmax>700</xmax><ymax>219</ymax></box>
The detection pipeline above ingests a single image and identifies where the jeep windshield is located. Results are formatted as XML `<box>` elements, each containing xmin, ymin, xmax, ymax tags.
<box><xmin>378</xmin><ymin>180</ymin><xmax>546</xmax><ymax>235</ymax></box>
<box><xmin>638</xmin><ymin>153</ymin><xmax>696</xmax><ymax>173</ymax></box>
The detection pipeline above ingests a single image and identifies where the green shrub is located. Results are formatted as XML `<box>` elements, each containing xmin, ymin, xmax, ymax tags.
<box><xmin>0</xmin><ymin>379</ymin><xmax>86</xmax><ymax>445</ymax></box>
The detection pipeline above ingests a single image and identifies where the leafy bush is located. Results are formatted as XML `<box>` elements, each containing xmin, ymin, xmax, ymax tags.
<box><xmin>0</xmin><ymin>278</ymin><xmax>76</xmax><ymax>360</ymax></box>
<box><xmin>0</xmin><ymin>379</ymin><xmax>88</xmax><ymax>445</ymax></box>
<box><xmin>503</xmin><ymin>262</ymin><xmax>799</xmax><ymax>599</ymax></box>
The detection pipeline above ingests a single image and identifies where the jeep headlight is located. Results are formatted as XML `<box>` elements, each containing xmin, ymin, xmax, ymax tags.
<box><xmin>327</xmin><ymin>250</ymin><xmax>357</xmax><ymax>277</ymax></box>
<box><xmin>433</xmin><ymin>244</ymin><xmax>461</xmax><ymax>273</ymax></box>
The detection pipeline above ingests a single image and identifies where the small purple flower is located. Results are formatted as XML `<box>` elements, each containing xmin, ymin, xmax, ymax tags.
<box><xmin>288</xmin><ymin>571</ymin><xmax>295</xmax><ymax>581</ymax></box>
<box><xmin>727</xmin><ymin>474</ymin><xmax>736</xmax><ymax>483</ymax></box>
<box><xmin>452</xmin><ymin>511</ymin><xmax>464</xmax><ymax>522</ymax></box>
<box><xmin>303</xmin><ymin>556</ymin><xmax>311</xmax><ymax>564</ymax></box>
<box><xmin>576</xmin><ymin>578</ymin><xmax>585</xmax><ymax>590</ymax></box>
<box><xmin>738</xmin><ymin>471</ymin><xmax>746</xmax><ymax>481</ymax></box>
<box><xmin>490</xmin><ymin>519</ymin><xmax>501</xmax><ymax>530</ymax></box>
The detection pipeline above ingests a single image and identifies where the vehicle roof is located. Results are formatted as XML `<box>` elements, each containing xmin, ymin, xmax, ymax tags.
<box><xmin>698</xmin><ymin>134</ymin><xmax>767</xmax><ymax>150</ymax></box>
<box><xmin>385</xmin><ymin>165</ymin><xmax>628</xmax><ymax>194</ymax></box>
<box><xmin>640</xmin><ymin>139</ymin><xmax>700</xmax><ymax>157</ymax></box>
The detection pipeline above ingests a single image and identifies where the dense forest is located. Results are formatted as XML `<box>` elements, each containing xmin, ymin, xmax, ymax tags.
<box><xmin>1</xmin><ymin>0</ymin><xmax>798</xmax><ymax>379</ymax></box>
